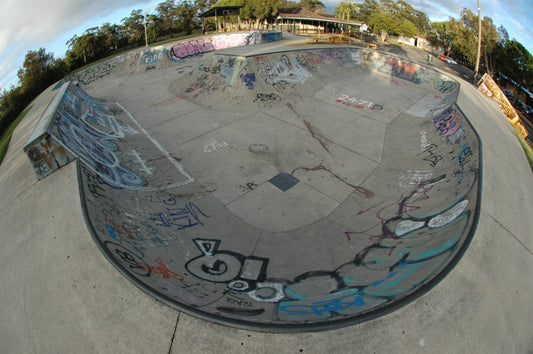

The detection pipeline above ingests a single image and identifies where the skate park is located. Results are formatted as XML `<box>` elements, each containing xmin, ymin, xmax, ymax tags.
<box><xmin>0</xmin><ymin>32</ymin><xmax>531</xmax><ymax>352</ymax></box>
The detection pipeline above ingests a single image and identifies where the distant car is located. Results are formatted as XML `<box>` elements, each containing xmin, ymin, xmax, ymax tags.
<box><xmin>446</xmin><ymin>57</ymin><xmax>457</xmax><ymax>65</ymax></box>
<box><xmin>438</xmin><ymin>54</ymin><xmax>457</xmax><ymax>64</ymax></box>
<box><xmin>524</xmin><ymin>106</ymin><xmax>533</xmax><ymax>115</ymax></box>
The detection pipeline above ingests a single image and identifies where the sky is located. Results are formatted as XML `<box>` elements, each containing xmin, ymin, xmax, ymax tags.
<box><xmin>1</xmin><ymin>0</ymin><xmax>532</xmax><ymax>92</ymax></box>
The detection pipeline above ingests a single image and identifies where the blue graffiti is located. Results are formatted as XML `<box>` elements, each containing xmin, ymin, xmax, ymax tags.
<box><xmin>279</xmin><ymin>288</ymin><xmax>365</xmax><ymax>316</ymax></box>
<box><xmin>240</xmin><ymin>73</ymin><xmax>256</xmax><ymax>89</ymax></box>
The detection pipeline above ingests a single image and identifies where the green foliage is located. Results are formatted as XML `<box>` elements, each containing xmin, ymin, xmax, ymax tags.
<box><xmin>0</xmin><ymin>86</ymin><xmax>27</xmax><ymax>137</ymax></box>
<box><xmin>500</xmin><ymin>40</ymin><xmax>533</xmax><ymax>88</ymax></box>
<box><xmin>517</xmin><ymin>134</ymin><xmax>533</xmax><ymax>173</ymax></box>
<box><xmin>335</xmin><ymin>1</ymin><xmax>359</xmax><ymax>21</ymax></box>
<box><xmin>17</xmin><ymin>48</ymin><xmax>66</xmax><ymax>96</ymax></box>
<box><xmin>121</xmin><ymin>9</ymin><xmax>146</xmax><ymax>46</ymax></box>
<box><xmin>363</xmin><ymin>0</ymin><xmax>429</xmax><ymax>39</ymax></box>
<box><xmin>395</xmin><ymin>0</ymin><xmax>429</xmax><ymax>34</ymax></box>
<box><xmin>255</xmin><ymin>0</ymin><xmax>281</xmax><ymax>21</ymax></box>
<box><xmin>299</xmin><ymin>0</ymin><xmax>325</xmax><ymax>11</ymax></box>
<box><xmin>0</xmin><ymin>48</ymin><xmax>65</xmax><ymax>143</ymax></box>
<box><xmin>357</xmin><ymin>0</ymin><xmax>379</xmax><ymax>22</ymax></box>
<box><xmin>177</xmin><ymin>1</ymin><xmax>198</xmax><ymax>35</ymax></box>
<box><xmin>194</xmin><ymin>0</ymin><xmax>218</xmax><ymax>13</ymax></box>
<box><xmin>429</xmin><ymin>7</ymin><xmax>532</xmax><ymax>93</ymax></box>
<box><xmin>0</xmin><ymin>105</ymin><xmax>32</xmax><ymax>165</ymax></box>
<box><xmin>157</xmin><ymin>0</ymin><xmax>180</xmax><ymax>35</ymax></box>
<box><xmin>399</xmin><ymin>20</ymin><xmax>417</xmax><ymax>37</ymax></box>
<box><xmin>368</xmin><ymin>11</ymin><xmax>399</xmax><ymax>41</ymax></box>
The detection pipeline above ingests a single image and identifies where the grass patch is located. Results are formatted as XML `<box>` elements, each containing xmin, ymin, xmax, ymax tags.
<box><xmin>0</xmin><ymin>105</ymin><xmax>32</xmax><ymax>164</ymax></box>
<box><xmin>517</xmin><ymin>134</ymin><xmax>533</xmax><ymax>173</ymax></box>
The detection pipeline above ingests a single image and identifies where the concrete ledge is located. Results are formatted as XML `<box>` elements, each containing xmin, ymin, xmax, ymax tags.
<box><xmin>23</xmin><ymin>82</ymin><xmax>75</xmax><ymax>179</ymax></box>
<box><xmin>308</xmin><ymin>34</ymin><xmax>379</xmax><ymax>49</ymax></box>
<box><xmin>260</xmin><ymin>31</ymin><xmax>283</xmax><ymax>42</ymax></box>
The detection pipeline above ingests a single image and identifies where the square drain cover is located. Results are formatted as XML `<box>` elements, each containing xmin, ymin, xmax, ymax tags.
<box><xmin>269</xmin><ymin>172</ymin><xmax>299</xmax><ymax>191</ymax></box>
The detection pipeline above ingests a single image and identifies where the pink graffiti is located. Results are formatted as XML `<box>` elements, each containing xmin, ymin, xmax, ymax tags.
<box><xmin>172</xmin><ymin>39</ymin><xmax>215</xmax><ymax>59</ymax></box>
<box><xmin>211</xmin><ymin>33</ymin><xmax>251</xmax><ymax>50</ymax></box>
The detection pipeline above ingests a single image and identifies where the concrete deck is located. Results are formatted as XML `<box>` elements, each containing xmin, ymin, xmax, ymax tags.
<box><xmin>1</xmin><ymin>35</ymin><xmax>532</xmax><ymax>352</ymax></box>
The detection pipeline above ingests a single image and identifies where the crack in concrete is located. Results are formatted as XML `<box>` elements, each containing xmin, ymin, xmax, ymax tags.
<box><xmin>484</xmin><ymin>211</ymin><xmax>533</xmax><ymax>256</ymax></box>
<box><xmin>287</xmin><ymin>103</ymin><xmax>332</xmax><ymax>155</ymax></box>
<box><xmin>167</xmin><ymin>312</ymin><xmax>180</xmax><ymax>354</ymax></box>
<box><xmin>291</xmin><ymin>162</ymin><xmax>374</xmax><ymax>198</ymax></box>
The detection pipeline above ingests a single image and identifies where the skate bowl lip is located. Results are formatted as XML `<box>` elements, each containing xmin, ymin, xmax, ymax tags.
<box><xmin>37</xmin><ymin>42</ymin><xmax>482</xmax><ymax>332</ymax></box>
<box><xmin>79</xmin><ymin>159</ymin><xmax>482</xmax><ymax>333</ymax></box>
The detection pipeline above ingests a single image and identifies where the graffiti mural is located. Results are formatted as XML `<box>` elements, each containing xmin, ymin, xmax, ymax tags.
<box><xmin>43</xmin><ymin>47</ymin><xmax>483</xmax><ymax>331</ymax></box>
<box><xmin>74</xmin><ymin>56</ymin><xmax>124</xmax><ymax>85</ymax></box>
<box><xmin>41</xmin><ymin>83</ymin><xmax>195</xmax><ymax>190</ymax></box>
<box><xmin>172</xmin><ymin>39</ymin><xmax>215</xmax><ymax>59</ymax></box>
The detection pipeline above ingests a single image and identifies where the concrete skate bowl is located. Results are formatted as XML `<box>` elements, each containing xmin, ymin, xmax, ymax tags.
<box><xmin>34</xmin><ymin>46</ymin><xmax>482</xmax><ymax>331</ymax></box>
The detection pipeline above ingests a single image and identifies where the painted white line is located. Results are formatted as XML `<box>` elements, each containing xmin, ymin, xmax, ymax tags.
<box><xmin>116</xmin><ymin>102</ymin><xmax>195</xmax><ymax>188</ymax></box>
<box><xmin>130</xmin><ymin>150</ymin><xmax>153</xmax><ymax>175</ymax></box>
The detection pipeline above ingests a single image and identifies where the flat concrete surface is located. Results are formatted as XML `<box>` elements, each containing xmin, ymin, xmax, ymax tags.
<box><xmin>1</xmin><ymin>35</ymin><xmax>532</xmax><ymax>352</ymax></box>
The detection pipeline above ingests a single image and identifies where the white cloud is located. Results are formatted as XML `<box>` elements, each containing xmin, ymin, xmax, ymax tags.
<box><xmin>0</xmin><ymin>0</ymin><xmax>156</xmax><ymax>90</ymax></box>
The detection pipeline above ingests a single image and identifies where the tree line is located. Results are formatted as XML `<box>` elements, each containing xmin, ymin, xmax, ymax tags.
<box><xmin>335</xmin><ymin>0</ymin><xmax>532</xmax><ymax>91</ymax></box>
<box><xmin>431</xmin><ymin>8</ymin><xmax>532</xmax><ymax>90</ymax></box>
<box><xmin>1</xmin><ymin>0</ymin><xmax>532</xmax><ymax>143</ymax></box>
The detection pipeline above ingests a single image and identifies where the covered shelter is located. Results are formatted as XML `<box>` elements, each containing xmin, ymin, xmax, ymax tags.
<box><xmin>276</xmin><ymin>7</ymin><xmax>366</xmax><ymax>35</ymax></box>
<box><xmin>198</xmin><ymin>5</ymin><xmax>244</xmax><ymax>33</ymax></box>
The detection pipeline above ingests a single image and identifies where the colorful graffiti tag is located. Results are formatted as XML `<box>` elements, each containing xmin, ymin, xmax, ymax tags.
<box><xmin>56</xmin><ymin>48</ymin><xmax>482</xmax><ymax>331</ymax></box>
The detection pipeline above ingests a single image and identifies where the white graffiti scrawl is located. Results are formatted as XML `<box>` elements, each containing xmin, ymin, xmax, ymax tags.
<box><xmin>259</xmin><ymin>55</ymin><xmax>312</xmax><ymax>87</ymax></box>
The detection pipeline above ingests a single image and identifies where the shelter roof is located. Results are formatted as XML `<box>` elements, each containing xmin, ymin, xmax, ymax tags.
<box><xmin>277</xmin><ymin>7</ymin><xmax>365</xmax><ymax>26</ymax></box>
<box><xmin>199</xmin><ymin>5</ymin><xmax>244</xmax><ymax>18</ymax></box>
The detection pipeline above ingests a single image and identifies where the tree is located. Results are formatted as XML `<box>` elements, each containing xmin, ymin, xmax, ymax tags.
<box><xmin>146</xmin><ymin>14</ymin><xmax>163</xmax><ymax>42</ymax></box>
<box><xmin>17</xmin><ymin>48</ymin><xmax>64</xmax><ymax>96</ymax></box>
<box><xmin>399</xmin><ymin>19</ymin><xmax>417</xmax><ymax>38</ymax></box>
<box><xmin>255</xmin><ymin>0</ymin><xmax>280</xmax><ymax>23</ymax></box>
<box><xmin>447</xmin><ymin>8</ymin><xmax>503</xmax><ymax>73</ymax></box>
<box><xmin>395</xmin><ymin>0</ymin><xmax>428</xmax><ymax>34</ymax></box>
<box><xmin>358</xmin><ymin>0</ymin><xmax>379</xmax><ymax>22</ymax></box>
<box><xmin>157</xmin><ymin>0</ymin><xmax>179</xmax><ymax>35</ymax></box>
<box><xmin>479</xmin><ymin>16</ymin><xmax>502</xmax><ymax>76</ymax></box>
<box><xmin>176</xmin><ymin>1</ymin><xmax>199</xmax><ymax>35</ymax></box>
<box><xmin>1</xmin><ymin>48</ymin><xmax>66</xmax><ymax>137</ymax></box>
<box><xmin>368</xmin><ymin>11</ymin><xmax>399</xmax><ymax>41</ymax></box>
<box><xmin>122</xmin><ymin>9</ymin><xmax>146</xmax><ymax>46</ymax></box>
<box><xmin>299</xmin><ymin>0</ymin><xmax>325</xmax><ymax>11</ymax></box>
<box><xmin>500</xmin><ymin>40</ymin><xmax>533</xmax><ymax>90</ymax></box>
<box><xmin>194</xmin><ymin>0</ymin><xmax>218</xmax><ymax>13</ymax></box>
<box><xmin>428</xmin><ymin>8</ymin><xmax>533</xmax><ymax>93</ymax></box>
<box><xmin>240</xmin><ymin>1</ymin><xmax>255</xmax><ymax>25</ymax></box>
<box><xmin>432</xmin><ymin>21</ymin><xmax>454</xmax><ymax>55</ymax></box>
<box><xmin>335</xmin><ymin>0</ymin><xmax>359</xmax><ymax>21</ymax></box>
<box><xmin>498</xmin><ymin>25</ymin><xmax>509</xmax><ymax>47</ymax></box>
<box><xmin>99</xmin><ymin>23</ymin><xmax>127</xmax><ymax>51</ymax></box>
<box><xmin>0</xmin><ymin>86</ymin><xmax>27</xmax><ymax>137</ymax></box>
<box><xmin>65</xmin><ymin>28</ymin><xmax>107</xmax><ymax>69</ymax></box>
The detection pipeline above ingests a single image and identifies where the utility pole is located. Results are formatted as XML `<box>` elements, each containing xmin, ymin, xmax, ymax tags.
<box><xmin>474</xmin><ymin>0</ymin><xmax>482</xmax><ymax>81</ymax></box>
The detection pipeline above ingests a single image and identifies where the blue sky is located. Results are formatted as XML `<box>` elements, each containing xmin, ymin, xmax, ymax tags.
<box><xmin>1</xmin><ymin>0</ymin><xmax>532</xmax><ymax>92</ymax></box>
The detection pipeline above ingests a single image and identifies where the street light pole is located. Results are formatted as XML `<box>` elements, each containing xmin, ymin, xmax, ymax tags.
<box><xmin>474</xmin><ymin>0</ymin><xmax>482</xmax><ymax>81</ymax></box>
<box><xmin>143</xmin><ymin>11</ymin><xmax>149</xmax><ymax>47</ymax></box>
